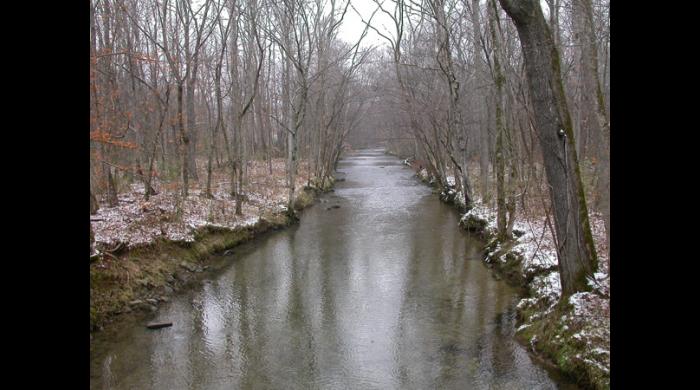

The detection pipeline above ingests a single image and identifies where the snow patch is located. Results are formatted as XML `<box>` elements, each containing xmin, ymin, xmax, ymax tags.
<box><xmin>92</xmin><ymin>158</ymin><xmax>310</xmax><ymax>249</ymax></box>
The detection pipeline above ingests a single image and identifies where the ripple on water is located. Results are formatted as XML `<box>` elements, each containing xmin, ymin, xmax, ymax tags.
<box><xmin>90</xmin><ymin>149</ymin><xmax>578</xmax><ymax>390</ymax></box>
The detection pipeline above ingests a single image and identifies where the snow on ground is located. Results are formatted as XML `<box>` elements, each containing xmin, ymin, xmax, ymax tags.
<box><xmin>510</xmin><ymin>209</ymin><xmax>609</xmax><ymax>311</ymax></box>
<box><xmin>511</xmin><ymin>215</ymin><xmax>559</xmax><ymax>277</ymax></box>
<box><xmin>566</xmin><ymin>291</ymin><xmax>610</xmax><ymax>375</ymax></box>
<box><xmin>458</xmin><ymin>197</ymin><xmax>609</xmax><ymax>384</ymax></box>
<box><xmin>460</xmin><ymin>200</ymin><xmax>498</xmax><ymax>236</ymax></box>
<box><xmin>462</xmin><ymin>201</ymin><xmax>495</xmax><ymax>225</ymax></box>
<box><xmin>530</xmin><ymin>271</ymin><xmax>562</xmax><ymax>309</ymax></box>
<box><xmin>92</xmin><ymin>159</ymin><xmax>311</xmax><ymax>249</ymax></box>
<box><xmin>409</xmin><ymin>162</ymin><xmax>609</xmax><ymax>302</ymax></box>
<box><xmin>453</xmin><ymin>190</ymin><xmax>466</xmax><ymax>210</ymax></box>
<box><xmin>417</xmin><ymin>168</ymin><xmax>430</xmax><ymax>182</ymax></box>
<box><xmin>406</xmin><ymin>157</ymin><xmax>609</xmax><ymax>384</ymax></box>
<box><xmin>465</xmin><ymin>203</ymin><xmax>610</xmax><ymax>300</ymax></box>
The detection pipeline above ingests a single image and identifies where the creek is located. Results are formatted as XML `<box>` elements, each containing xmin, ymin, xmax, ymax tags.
<box><xmin>90</xmin><ymin>148</ymin><xmax>576</xmax><ymax>389</ymax></box>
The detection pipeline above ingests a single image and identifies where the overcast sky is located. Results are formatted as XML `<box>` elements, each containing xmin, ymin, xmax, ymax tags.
<box><xmin>335</xmin><ymin>0</ymin><xmax>550</xmax><ymax>49</ymax></box>
<box><xmin>337</xmin><ymin>0</ymin><xmax>395</xmax><ymax>49</ymax></box>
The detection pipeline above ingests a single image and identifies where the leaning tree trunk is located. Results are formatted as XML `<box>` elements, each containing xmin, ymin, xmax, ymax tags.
<box><xmin>498</xmin><ymin>0</ymin><xmax>598</xmax><ymax>296</ymax></box>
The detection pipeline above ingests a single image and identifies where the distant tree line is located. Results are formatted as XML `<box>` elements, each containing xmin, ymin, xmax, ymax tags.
<box><xmin>349</xmin><ymin>0</ymin><xmax>609</xmax><ymax>296</ymax></box>
<box><xmin>90</xmin><ymin>0</ymin><xmax>610</xmax><ymax>296</ymax></box>
<box><xmin>90</xmin><ymin>0</ymin><xmax>372</xmax><ymax>215</ymax></box>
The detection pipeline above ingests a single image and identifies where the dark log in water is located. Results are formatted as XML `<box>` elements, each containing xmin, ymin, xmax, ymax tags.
<box><xmin>146</xmin><ymin>322</ymin><xmax>172</xmax><ymax>329</ymax></box>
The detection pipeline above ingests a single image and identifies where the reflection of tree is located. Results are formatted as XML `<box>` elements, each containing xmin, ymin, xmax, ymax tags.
<box><xmin>188</xmin><ymin>284</ymin><xmax>213</xmax><ymax>387</ymax></box>
<box><xmin>317</xmin><ymin>201</ymin><xmax>348</xmax><ymax>375</ymax></box>
<box><xmin>281</xmin><ymin>224</ymin><xmax>319</xmax><ymax>386</ymax></box>
<box><xmin>393</xmin><ymin>197</ymin><xmax>422</xmax><ymax>388</ymax></box>
<box><xmin>235</xmin><ymin>255</ymin><xmax>259</xmax><ymax>388</ymax></box>
<box><xmin>489</xmin><ymin>271</ymin><xmax>509</xmax><ymax>380</ymax></box>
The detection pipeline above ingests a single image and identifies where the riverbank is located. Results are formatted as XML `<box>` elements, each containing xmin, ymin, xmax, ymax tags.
<box><xmin>91</xmin><ymin>148</ymin><xmax>570</xmax><ymax>389</ymax></box>
<box><xmin>90</xmin><ymin>158</ymin><xmax>334</xmax><ymax>332</ymax></box>
<box><xmin>396</xmin><ymin>153</ymin><xmax>610</xmax><ymax>389</ymax></box>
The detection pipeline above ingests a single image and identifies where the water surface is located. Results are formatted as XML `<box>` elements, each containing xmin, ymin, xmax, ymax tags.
<box><xmin>90</xmin><ymin>148</ymin><xmax>575</xmax><ymax>389</ymax></box>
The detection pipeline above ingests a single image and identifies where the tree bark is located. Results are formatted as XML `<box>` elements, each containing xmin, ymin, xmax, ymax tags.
<box><xmin>498</xmin><ymin>0</ymin><xmax>598</xmax><ymax>296</ymax></box>
<box><xmin>471</xmin><ymin>0</ymin><xmax>490</xmax><ymax>204</ymax></box>
<box><xmin>186</xmin><ymin>78</ymin><xmax>199</xmax><ymax>182</ymax></box>
<box><xmin>90</xmin><ymin>221</ymin><xmax>95</xmax><ymax>257</ymax></box>
<box><xmin>90</xmin><ymin>189</ymin><xmax>100</xmax><ymax>215</ymax></box>
<box><xmin>106</xmin><ymin>166</ymin><xmax>119</xmax><ymax>207</ymax></box>
<box><xmin>177</xmin><ymin>82</ymin><xmax>190</xmax><ymax>198</ymax></box>
<box><xmin>488</xmin><ymin>0</ymin><xmax>508</xmax><ymax>240</ymax></box>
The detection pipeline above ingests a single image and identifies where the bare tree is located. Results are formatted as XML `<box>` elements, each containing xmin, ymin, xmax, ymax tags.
<box><xmin>498</xmin><ymin>0</ymin><xmax>598</xmax><ymax>296</ymax></box>
<box><xmin>90</xmin><ymin>0</ymin><xmax>609</xmax><ymax>289</ymax></box>
<box><xmin>572</xmin><ymin>0</ymin><xmax>609</xmax><ymax>249</ymax></box>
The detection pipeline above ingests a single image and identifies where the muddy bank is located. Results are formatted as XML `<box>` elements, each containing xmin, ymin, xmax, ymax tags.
<box><xmin>396</xmin><ymin>152</ymin><xmax>609</xmax><ymax>390</ymax></box>
<box><xmin>90</xmin><ymin>181</ymin><xmax>332</xmax><ymax>334</ymax></box>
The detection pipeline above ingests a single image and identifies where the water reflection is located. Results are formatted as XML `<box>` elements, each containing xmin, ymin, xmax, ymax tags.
<box><xmin>90</xmin><ymin>148</ymin><xmax>575</xmax><ymax>389</ymax></box>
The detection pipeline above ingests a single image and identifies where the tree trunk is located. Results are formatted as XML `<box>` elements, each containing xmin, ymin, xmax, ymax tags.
<box><xmin>106</xmin><ymin>165</ymin><xmax>118</xmax><ymax>207</ymax></box>
<box><xmin>488</xmin><ymin>0</ymin><xmax>508</xmax><ymax>240</ymax></box>
<box><xmin>283</xmin><ymin>34</ymin><xmax>296</xmax><ymax>214</ymax></box>
<box><xmin>90</xmin><ymin>221</ymin><xmax>95</xmax><ymax>256</ymax></box>
<box><xmin>235</xmin><ymin>119</ymin><xmax>245</xmax><ymax>215</ymax></box>
<box><xmin>177</xmin><ymin>82</ymin><xmax>189</xmax><ymax>198</ymax></box>
<box><xmin>433</xmin><ymin>0</ymin><xmax>473</xmax><ymax>209</ymax></box>
<box><xmin>471</xmin><ymin>0</ymin><xmax>490</xmax><ymax>204</ymax></box>
<box><xmin>141</xmin><ymin>165</ymin><xmax>156</xmax><ymax>198</ymax></box>
<box><xmin>205</xmin><ymin>105</ymin><xmax>216</xmax><ymax>199</ymax></box>
<box><xmin>574</xmin><ymin>0</ymin><xmax>610</xmax><ymax>250</ymax></box>
<box><xmin>287</xmin><ymin>129</ymin><xmax>297</xmax><ymax>213</ymax></box>
<box><xmin>186</xmin><ymin>78</ymin><xmax>199</xmax><ymax>181</ymax></box>
<box><xmin>498</xmin><ymin>0</ymin><xmax>598</xmax><ymax>296</ymax></box>
<box><xmin>90</xmin><ymin>189</ymin><xmax>100</xmax><ymax>215</ymax></box>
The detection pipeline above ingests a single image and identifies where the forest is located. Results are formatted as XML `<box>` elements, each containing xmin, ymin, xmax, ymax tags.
<box><xmin>90</xmin><ymin>0</ymin><xmax>610</xmax><ymax>388</ymax></box>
